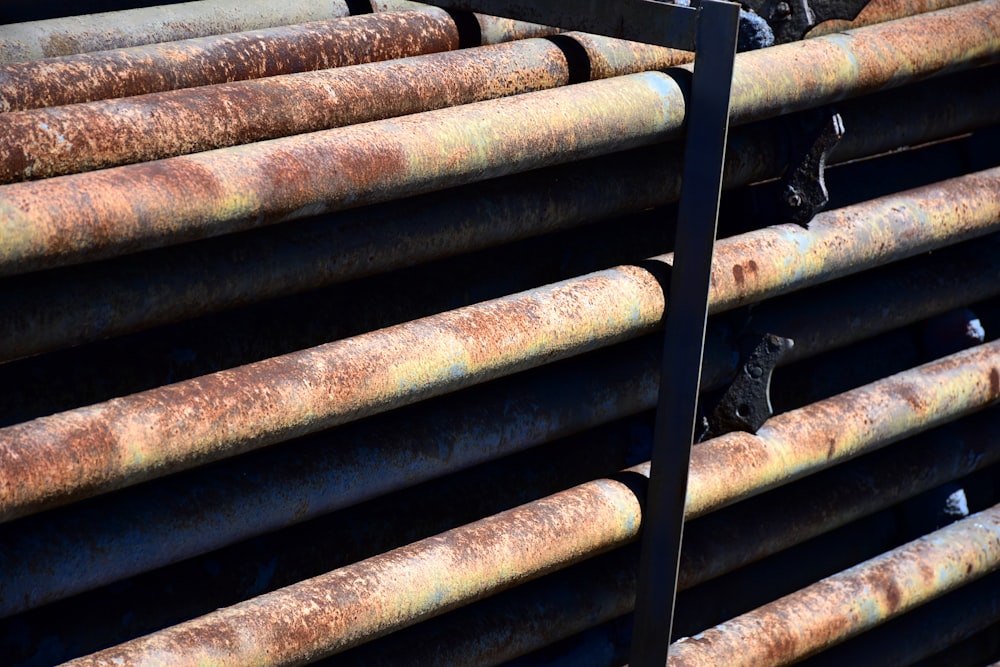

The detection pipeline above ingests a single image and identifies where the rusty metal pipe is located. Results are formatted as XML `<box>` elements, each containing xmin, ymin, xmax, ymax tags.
<box><xmin>796</xmin><ymin>564</ymin><xmax>1000</xmax><ymax>666</ymax></box>
<box><xmin>807</xmin><ymin>0</ymin><xmax>976</xmax><ymax>36</ymax></box>
<box><xmin>666</xmin><ymin>503</ymin><xmax>1000</xmax><ymax>667</ymax></box>
<box><xmin>370</xmin><ymin>0</ymin><xmax>556</xmax><ymax>44</ymax></box>
<box><xmin>0</xmin><ymin>9</ymin><xmax>464</xmax><ymax>112</ymax></box>
<box><xmin>0</xmin><ymin>0</ymin><xmax>356</xmax><ymax>64</ymax></box>
<box><xmin>0</xmin><ymin>34</ymin><xmax>687</xmax><ymax>182</ymax></box>
<box><xmin>2</xmin><ymin>1</ymin><xmax>998</xmax><ymax>275</ymax></box>
<box><xmin>0</xmin><ymin>68</ymin><xmax>995</xmax><ymax>363</ymax></box>
<box><xmin>678</xmin><ymin>412</ymin><xmax>1000</xmax><ymax>588</ymax></box>
<box><xmin>1</xmin><ymin>168</ymin><xmax>998</xmax><ymax>523</ymax></box>
<box><xmin>332</xmin><ymin>416</ymin><xmax>1000</xmax><ymax>667</ymax></box>
<box><xmin>59</xmin><ymin>345</ymin><xmax>1000</xmax><ymax>665</ymax></box>
<box><xmin>2</xmin><ymin>235</ymin><xmax>998</xmax><ymax>615</ymax></box>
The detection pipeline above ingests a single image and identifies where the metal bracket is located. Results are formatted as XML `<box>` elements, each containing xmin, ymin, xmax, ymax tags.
<box><xmin>778</xmin><ymin>110</ymin><xmax>845</xmax><ymax>225</ymax></box>
<box><xmin>743</xmin><ymin>0</ymin><xmax>872</xmax><ymax>43</ymax></box>
<box><xmin>703</xmin><ymin>333</ymin><xmax>794</xmax><ymax>439</ymax></box>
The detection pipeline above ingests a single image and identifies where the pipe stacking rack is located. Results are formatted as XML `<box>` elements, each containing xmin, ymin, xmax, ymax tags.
<box><xmin>1</xmin><ymin>0</ymin><xmax>1000</xmax><ymax>665</ymax></box>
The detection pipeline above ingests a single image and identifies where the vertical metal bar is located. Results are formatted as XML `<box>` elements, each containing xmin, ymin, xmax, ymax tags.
<box><xmin>630</xmin><ymin>2</ymin><xmax>740</xmax><ymax>665</ymax></box>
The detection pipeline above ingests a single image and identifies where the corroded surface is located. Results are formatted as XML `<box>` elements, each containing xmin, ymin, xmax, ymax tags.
<box><xmin>808</xmin><ymin>0</ymin><xmax>975</xmax><ymax>36</ymax></box>
<box><xmin>0</xmin><ymin>0</ymin><xmax>353</xmax><ymax>63</ymax></box>
<box><xmin>0</xmin><ymin>2</ymin><xmax>997</xmax><ymax>274</ymax></box>
<box><xmin>707</xmin><ymin>168</ymin><xmax>1000</xmax><ymax>313</ymax></box>
<box><xmin>727</xmin><ymin>0</ymin><xmax>1000</xmax><ymax>124</ymax></box>
<box><xmin>0</xmin><ymin>72</ymin><xmax>687</xmax><ymax>274</ymax></box>
<box><xmin>684</xmin><ymin>341</ymin><xmax>1000</xmax><ymax>518</ymax></box>
<box><xmin>668</xmin><ymin>504</ymin><xmax>1000</xmax><ymax>666</ymax></box>
<box><xmin>0</xmin><ymin>70</ymin><xmax>993</xmax><ymax>361</ymax></box>
<box><xmin>63</xmin><ymin>478</ymin><xmax>643</xmax><ymax>666</ymax></box>
<box><xmin>52</xmin><ymin>346</ymin><xmax>1000</xmax><ymax>665</ymax></box>
<box><xmin>1</xmin><ymin>169</ymin><xmax>998</xmax><ymax>522</ymax></box>
<box><xmin>0</xmin><ymin>9</ymin><xmax>461</xmax><ymax>112</ymax></box>
<box><xmin>0</xmin><ymin>264</ymin><xmax>667</xmax><ymax>521</ymax></box>
<box><xmin>0</xmin><ymin>33</ymin><xmax>687</xmax><ymax>182</ymax></box>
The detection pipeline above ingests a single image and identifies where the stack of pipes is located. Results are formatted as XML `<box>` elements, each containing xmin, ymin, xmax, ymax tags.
<box><xmin>0</xmin><ymin>0</ymin><xmax>998</xmax><ymax>665</ymax></box>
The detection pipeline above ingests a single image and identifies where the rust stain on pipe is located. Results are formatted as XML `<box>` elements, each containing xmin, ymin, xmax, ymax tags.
<box><xmin>0</xmin><ymin>264</ymin><xmax>667</xmax><ymax>521</ymax></box>
<box><xmin>0</xmin><ymin>168</ymin><xmax>997</xmax><ymax>522</ymax></box>
<box><xmin>0</xmin><ymin>35</ymin><xmax>686</xmax><ymax>182</ymax></box>
<box><xmin>0</xmin><ymin>72</ymin><xmax>688</xmax><ymax>274</ymax></box>
<box><xmin>668</xmin><ymin>504</ymin><xmax>1000</xmax><ymax>667</ymax></box>
<box><xmin>57</xmin><ymin>346</ymin><xmax>1000</xmax><ymax>666</ymax></box>
<box><xmin>63</xmin><ymin>478</ymin><xmax>644</xmax><ymax>666</ymax></box>
<box><xmin>370</xmin><ymin>0</ymin><xmax>560</xmax><ymax>43</ymax></box>
<box><xmin>707</xmin><ymin>168</ymin><xmax>1000</xmax><ymax>313</ymax></box>
<box><xmin>0</xmin><ymin>9</ymin><xmax>461</xmax><ymax>112</ymax></box>
<box><xmin>0</xmin><ymin>1</ymin><xmax>997</xmax><ymax>274</ymax></box>
<box><xmin>0</xmin><ymin>69</ymin><xmax>992</xmax><ymax>363</ymax></box>
<box><xmin>0</xmin><ymin>0</ymin><xmax>355</xmax><ymax>64</ymax></box>
<box><xmin>683</xmin><ymin>341</ymin><xmax>1000</xmax><ymax>518</ymax></box>
<box><xmin>808</xmin><ymin>0</ymin><xmax>976</xmax><ymax>36</ymax></box>
<box><xmin>727</xmin><ymin>0</ymin><xmax>1000</xmax><ymax>124</ymax></box>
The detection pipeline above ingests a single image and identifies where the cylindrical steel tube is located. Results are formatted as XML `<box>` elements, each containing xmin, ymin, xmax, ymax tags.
<box><xmin>807</xmin><ymin>0</ymin><xmax>975</xmax><ymax>36</ymax></box>
<box><xmin>59</xmin><ymin>346</ymin><xmax>1000</xmax><ymax>665</ymax></box>
<box><xmin>0</xmin><ymin>66</ymin><xmax>995</xmax><ymax>362</ymax></box>
<box><xmin>679</xmin><ymin>413</ymin><xmax>1000</xmax><ymax>587</ymax></box>
<box><xmin>0</xmin><ymin>34</ymin><xmax>686</xmax><ymax>182</ymax></box>
<box><xmin>1</xmin><ymin>1</ymin><xmax>997</xmax><ymax>275</ymax></box>
<box><xmin>667</xmin><ymin>503</ymin><xmax>1000</xmax><ymax>667</ymax></box>
<box><xmin>2</xmin><ymin>235</ymin><xmax>998</xmax><ymax>615</ymax></box>
<box><xmin>331</xmin><ymin>418</ymin><xmax>1000</xmax><ymax>667</ymax></box>
<box><xmin>0</xmin><ymin>0</ymin><xmax>354</xmax><ymax>64</ymax></box>
<box><xmin>683</xmin><ymin>343</ymin><xmax>1000</xmax><ymax>518</ymax></box>
<box><xmin>1</xmin><ymin>169</ymin><xmax>998</xmax><ymax>523</ymax></box>
<box><xmin>65</xmin><ymin>477</ymin><xmax>645</xmax><ymax>667</ymax></box>
<box><xmin>0</xmin><ymin>9</ymin><xmax>462</xmax><ymax>112</ymax></box>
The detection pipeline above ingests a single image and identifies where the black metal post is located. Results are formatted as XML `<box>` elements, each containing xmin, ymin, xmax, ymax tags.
<box><xmin>630</xmin><ymin>2</ymin><xmax>740</xmax><ymax>665</ymax></box>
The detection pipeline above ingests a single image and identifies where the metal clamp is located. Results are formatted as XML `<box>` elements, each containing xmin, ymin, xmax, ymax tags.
<box><xmin>703</xmin><ymin>333</ymin><xmax>795</xmax><ymax>439</ymax></box>
<box><xmin>778</xmin><ymin>110</ymin><xmax>845</xmax><ymax>225</ymax></box>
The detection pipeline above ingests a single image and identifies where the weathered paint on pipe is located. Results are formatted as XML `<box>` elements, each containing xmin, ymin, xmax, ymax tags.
<box><xmin>807</xmin><ymin>0</ymin><xmax>976</xmax><ymax>36</ymax></box>
<box><xmin>679</xmin><ymin>411</ymin><xmax>1000</xmax><ymax>587</ymax></box>
<box><xmin>0</xmin><ymin>0</ymin><xmax>354</xmax><ymax>64</ymax></box>
<box><xmin>59</xmin><ymin>348</ymin><xmax>1000</xmax><ymax>665</ymax></box>
<box><xmin>666</xmin><ymin>503</ymin><xmax>1000</xmax><ymax>667</ymax></box>
<box><xmin>0</xmin><ymin>34</ymin><xmax>686</xmax><ymax>182</ymax></box>
<box><xmin>0</xmin><ymin>9</ymin><xmax>461</xmax><ymax>112</ymax></box>
<box><xmin>64</xmin><ymin>476</ymin><xmax>645</xmax><ymax>666</ymax></box>
<box><xmin>0</xmin><ymin>72</ymin><xmax>687</xmax><ymax>274</ymax></box>
<box><xmin>1</xmin><ymin>168</ymin><xmax>998</xmax><ymax>522</ymax></box>
<box><xmin>2</xmin><ymin>236</ymin><xmax>998</xmax><ymax>615</ymax></box>
<box><xmin>683</xmin><ymin>342</ymin><xmax>1000</xmax><ymax>518</ymax></box>
<box><xmin>705</xmin><ymin>169</ymin><xmax>1000</xmax><ymax>314</ymax></box>
<box><xmin>0</xmin><ymin>67</ymin><xmax>994</xmax><ymax>362</ymax></box>
<box><xmin>334</xmin><ymin>416</ymin><xmax>1000</xmax><ymax>667</ymax></box>
<box><xmin>1</xmin><ymin>1</ymin><xmax>998</xmax><ymax>275</ymax></box>
<box><xmin>370</xmin><ymin>0</ymin><xmax>559</xmax><ymax>44</ymax></box>
<box><xmin>726</xmin><ymin>0</ymin><xmax>1000</xmax><ymax>124</ymax></box>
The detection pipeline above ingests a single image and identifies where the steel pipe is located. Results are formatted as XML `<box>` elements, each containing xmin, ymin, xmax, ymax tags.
<box><xmin>0</xmin><ymin>67</ymin><xmax>995</xmax><ymax>363</ymax></box>
<box><xmin>1</xmin><ymin>168</ymin><xmax>998</xmax><ymax>522</ymax></box>
<box><xmin>1</xmin><ymin>1</ymin><xmax>998</xmax><ymax>275</ymax></box>
<box><xmin>3</xmin><ymin>234</ymin><xmax>999</xmax><ymax>614</ymax></box>
<box><xmin>0</xmin><ymin>34</ymin><xmax>687</xmax><ymax>182</ymax></box>
<box><xmin>678</xmin><ymin>413</ymin><xmax>1000</xmax><ymax>587</ymax></box>
<box><xmin>0</xmin><ymin>9</ymin><xmax>465</xmax><ymax>112</ymax></box>
<box><xmin>59</xmin><ymin>345</ymin><xmax>1000</xmax><ymax>665</ymax></box>
<box><xmin>666</xmin><ymin>503</ymin><xmax>1000</xmax><ymax>667</ymax></box>
<box><xmin>807</xmin><ymin>0</ymin><xmax>975</xmax><ymax>36</ymax></box>
<box><xmin>797</xmin><ymin>568</ymin><xmax>1000</xmax><ymax>666</ymax></box>
<box><xmin>0</xmin><ymin>0</ymin><xmax>355</xmax><ymax>64</ymax></box>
